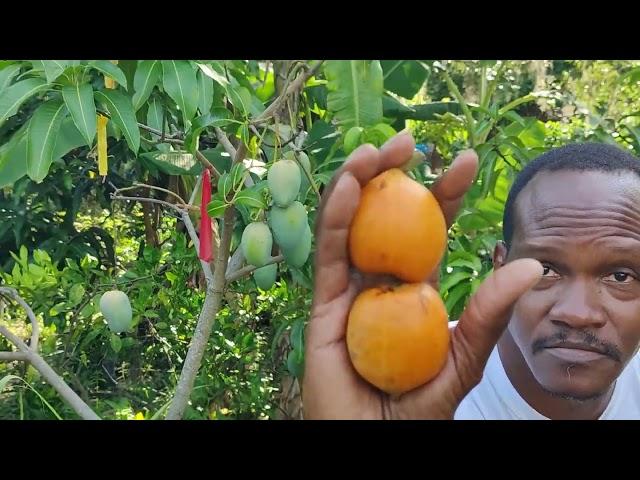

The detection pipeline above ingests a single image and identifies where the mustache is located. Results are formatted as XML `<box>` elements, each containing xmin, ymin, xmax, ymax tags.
<box><xmin>532</xmin><ymin>330</ymin><xmax>622</xmax><ymax>362</ymax></box>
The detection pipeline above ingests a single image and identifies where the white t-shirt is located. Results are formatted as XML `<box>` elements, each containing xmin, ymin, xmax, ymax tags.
<box><xmin>448</xmin><ymin>323</ymin><xmax>640</xmax><ymax>419</ymax></box>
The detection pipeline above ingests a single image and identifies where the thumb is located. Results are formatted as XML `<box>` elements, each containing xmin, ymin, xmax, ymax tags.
<box><xmin>450</xmin><ymin>258</ymin><xmax>542</xmax><ymax>395</ymax></box>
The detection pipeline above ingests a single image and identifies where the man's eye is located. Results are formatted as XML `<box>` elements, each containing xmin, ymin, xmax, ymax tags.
<box><xmin>606</xmin><ymin>272</ymin><xmax>634</xmax><ymax>283</ymax></box>
<box><xmin>541</xmin><ymin>265</ymin><xmax>558</xmax><ymax>277</ymax></box>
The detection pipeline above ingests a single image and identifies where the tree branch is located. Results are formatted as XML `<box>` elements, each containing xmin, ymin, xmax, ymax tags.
<box><xmin>0</xmin><ymin>287</ymin><xmax>39</xmax><ymax>352</ymax></box>
<box><xmin>166</xmin><ymin>206</ymin><xmax>237</xmax><ymax>420</ymax></box>
<box><xmin>0</xmin><ymin>352</ymin><xmax>27</xmax><ymax>362</ymax></box>
<box><xmin>0</xmin><ymin>289</ymin><xmax>100</xmax><ymax>420</ymax></box>
<box><xmin>252</xmin><ymin>60</ymin><xmax>324</xmax><ymax>127</ymax></box>
<box><xmin>215</xmin><ymin>127</ymin><xmax>237</xmax><ymax>158</ymax></box>
<box><xmin>110</xmin><ymin>194</ymin><xmax>187</xmax><ymax>215</ymax></box>
<box><xmin>225</xmin><ymin>255</ymin><xmax>284</xmax><ymax>284</ymax></box>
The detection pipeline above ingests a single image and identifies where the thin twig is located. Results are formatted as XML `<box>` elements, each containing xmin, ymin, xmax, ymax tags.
<box><xmin>225</xmin><ymin>255</ymin><xmax>284</xmax><ymax>284</ymax></box>
<box><xmin>252</xmin><ymin>60</ymin><xmax>324</xmax><ymax>127</ymax></box>
<box><xmin>131</xmin><ymin>183</ymin><xmax>188</xmax><ymax>206</ymax></box>
<box><xmin>110</xmin><ymin>195</ymin><xmax>187</xmax><ymax>215</ymax></box>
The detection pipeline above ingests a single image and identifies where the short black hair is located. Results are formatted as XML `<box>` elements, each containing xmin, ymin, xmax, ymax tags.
<box><xmin>503</xmin><ymin>142</ymin><xmax>640</xmax><ymax>248</ymax></box>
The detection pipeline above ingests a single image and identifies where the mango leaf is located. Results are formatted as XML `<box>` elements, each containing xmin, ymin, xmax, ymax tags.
<box><xmin>381</xmin><ymin>60</ymin><xmax>429</xmax><ymax>99</ymax></box>
<box><xmin>62</xmin><ymin>83</ymin><xmax>97</xmax><ymax>147</ymax></box>
<box><xmin>146</xmin><ymin>97</ymin><xmax>164</xmax><ymax>133</ymax></box>
<box><xmin>26</xmin><ymin>99</ymin><xmax>68</xmax><ymax>183</ymax></box>
<box><xmin>52</xmin><ymin>117</ymin><xmax>88</xmax><ymax>160</ymax></box>
<box><xmin>184</xmin><ymin>108</ymin><xmax>233</xmax><ymax>153</ymax></box>
<box><xmin>95</xmin><ymin>90</ymin><xmax>140</xmax><ymax>153</ymax></box>
<box><xmin>0</xmin><ymin>64</ymin><xmax>22</xmax><ymax>92</ymax></box>
<box><xmin>42</xmin><ymin>60</ymin><xmax>71</xmax><ymax>83</ymax></box>
<box><xmin>197</xmin><ymin>68</ymin><xmax>214</xmax><ymax>114</ymax></box>
<box><xmin>132</xmin><ymin>60</ymin><xmax>161</xmax><ymax>111</ymax></box>
<box><xmin>162</xmin><ymin>60</ymin><xmax>198</xmax><ymax>124</ymax></box>
<box><xmin>234</xmin><ymin>185</ymin><xmax>266</xmax><ymax>209</ymax></box>
<box><xmin>87</xmin><ymin>60</ymin><xmax>128</xmax><ymax>90</ymax></box>
<box><xmin>0</xmin><ymin>122</ymin><xmax>29</xmax><ymax>187</ymax></box>
<box><xmin>207</xmin><ymin>199</ymin><xmax>228</xmax><ymax>218</ymax></box>
<box><xmin>196</xmin><ymin>62</ymin><xmax>229</xmax><ymax>87</ymax></box>
<box><xmin>325</xmin><ymin>60</ymin><xmax>383</xmax><ymax>130</ymax></box>
<box><xmin>0</xmin><ymin>78</ymin><xmax>48</xmax><ymax>128</ymax></box>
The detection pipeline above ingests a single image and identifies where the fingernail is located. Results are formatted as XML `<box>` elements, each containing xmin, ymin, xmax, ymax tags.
<box><xmin>381</xmin><ymin>128</ymin><xmax>412</xmax><ymax>150</ymax></box>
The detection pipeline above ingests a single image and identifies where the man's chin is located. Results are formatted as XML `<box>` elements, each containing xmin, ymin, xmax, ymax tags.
<box><xmin>539</xmin><ymin>385</ymin><xmax>608</xmax><ymax>403</ymax></box>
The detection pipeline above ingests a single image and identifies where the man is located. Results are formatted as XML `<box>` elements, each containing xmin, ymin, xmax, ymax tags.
<box><xmin>302</xmin><ymin>130</ymin><xmax>640</xmax><ymax>420</ymax></box>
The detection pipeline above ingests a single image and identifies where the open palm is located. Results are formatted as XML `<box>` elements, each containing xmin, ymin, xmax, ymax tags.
<box><xmin>302</xmin><ymin>131</ymin><xmax>542</xmax><ymax>420</ymax></box>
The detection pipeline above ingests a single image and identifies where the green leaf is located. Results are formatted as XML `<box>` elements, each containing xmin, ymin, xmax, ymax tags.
<box><xmin>381</xmin><ymin>60</ymin><xmax>429</xmax><ymax>99</ymax></box>
<box><xmin>0</xmin><ymin>122</ymin><xmax>29</xmax><ymax>187</ymax></box>
<box><xmin>234</xmin><ymin>185</ymin><xmax>266</xmax><ymax>209</ymax></box>
<box><xmin>325</xmin><ymin>60</ymin><xmax>384</xmax><ymax>130</ymax></box>
<box><xmin>184</xmin><ymin>108</ymin><xmax>233</xmax><ymax>153</ymax></box>
<box><xmin>62</xmin><ymin>83</ymin><xmax>97</xmax><ymax>147</ymax></box>
<box><xmin>68</xmin><ymin>284</ymin><xmax>85</xmax><ymax>307</ymax></box>
<box><xmin>440</xmin><ymin>271</ymin><xmax>473</xmax><ymax>294</ymax></box>
<box><xmin>95</xmin><ymin>90</ymin><xmax>140</xmax><ymax>153</ymax></box>
<box><xmin>52</xmin><ymin>117</ymin><xmax>88</xmax><ymax>160</ymax></box>
<box><xmin>445</xmin><ymin>282</ymin><xmax>471</xmax><ymax>313</ymax></box>
<box><xmin>110</xmin><ymin>333</ymin><xmax>122</xmax><ymax>353</ymax></box>
<box><xmin>26</xmin><ymin>99</ymin><xmax>67</xmax><ymax>183</ymax></box>
<box><xmin>146</xmin><ymin>97</ymin><xmax>164</xmax><ymax>133</ymax></box>
<box><xmin>87</xmin><ymin>60</ymin><xmax>128</xmax><ymax>90</ymax></box>
<box><xmin>49</xmin><ymin>302</ymin><xmax>67</xmax><ymax>316</ymax></box>
<box><xmin>41</xmin><ymin>60</ymin><xmax>71</xmax><ymax>83</ymax></box>
<box><xmin>197</xmin><ymin>68</ymin><xmax>214</xmax><ymax>114</ymax></box>
<box><xmin>207</xmin><ymin>199</ymin><xmax>228</xmax><ymax>218</ymax></box>
<box><xmin>0</xmin><ymin>64</ymin><xmax>22</xmax><ymax>93</ymax></box>
<box><xmin>162</xmin><ymin>60</ymin><xmax>198</xmax><ymax>124</ymax></box>
<box><xmin>229</xmin><ymin>162</ymin><xmax>247</xmax><ymax>189</ymax></box>
<box><xmin>132</xmin><ymin>60</ymin><xmax>161</xmax><ymax>111</ymax></box>
<box><xmin>290</xmin><ymin>319</ymin><xmax>305</xmax><ymax>353</ymax></box>
<box><xmin>0</xmin><ymin>78</ymin><xmax>48</xmax><ymax>128</ymax></box>
<box><xmin>217</xmin><ymin>172</ymin><xmax>231</xmax><ymax>199</ymax></box>
<box><xmin>196</xmin><ymin>62</ymin><xmax>229</xmax><ymax>87</ymax></box>
<box><xmin>447</xmin><ymin>258</ymin><xmax>483</xmax><ymax>272</ymax></box>
<box><xmin>226</xmin><ymin>85</ymin><xmax>250</xmax><ymax>117</ymax></box>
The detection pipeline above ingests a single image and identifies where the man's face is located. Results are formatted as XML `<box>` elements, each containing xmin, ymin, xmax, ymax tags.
<box><xmin>502</xmin><ymin>169</ymin><xmax>640</xmax><ymax>400</ymax></box>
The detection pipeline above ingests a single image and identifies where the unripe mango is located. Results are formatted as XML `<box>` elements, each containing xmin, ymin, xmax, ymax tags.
<box><xmin>268</xmin><ymin>159</ymin><xmax>301</xmax><ymax>208</ymax></box>
<box><xmin>241</xmin><ymin>222</ymin><xmax>273</xmax><ymax>267</ymax></box>
<box><xmin>100</xmin><ymin>290</ymin><xmax>133</xmax><ymax>333</ymax></box>
<box><xmin>270</xmin><ymin>201</ymin><xmax>308</xmax><ymax>250</ymax></box>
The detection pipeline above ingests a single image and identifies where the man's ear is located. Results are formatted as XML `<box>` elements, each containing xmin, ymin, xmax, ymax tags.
<box><xmin>493</xmin><ymin>241</ymin><xmax>508</xmax><ymax>270</ymax></box>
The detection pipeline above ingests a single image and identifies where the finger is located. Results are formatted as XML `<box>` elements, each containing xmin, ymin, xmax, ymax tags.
<box><xmin>451</xmin><ymin>258</ymin><xmax>543</xmax><ymax>395</ymax></box>
<box><xmin>312</xmin><ymin>171</ymin><xmax>361</xmax><ymax>306</ymax></box>
<box><xmin>379</xmin><ymin>129</ymin><xmax>416</xmax><ymax>171</ymax></box>
<box><xmin>430</xmin><ymin>149</ymin><xmax>479</xmax><ymax>228</ymax></box>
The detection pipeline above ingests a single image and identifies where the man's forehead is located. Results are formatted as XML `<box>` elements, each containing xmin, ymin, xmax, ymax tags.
<box><xmin>516</xmin><ymin>169</ymin><xmax>640</xmax><ymax>214</ymax></box>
